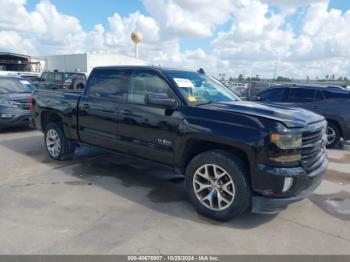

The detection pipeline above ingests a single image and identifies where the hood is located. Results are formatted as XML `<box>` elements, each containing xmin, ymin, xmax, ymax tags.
<box><xmin>199</xmin><ymin>101</ymin><xmax>324</xmax><ymax>128</ymax></box>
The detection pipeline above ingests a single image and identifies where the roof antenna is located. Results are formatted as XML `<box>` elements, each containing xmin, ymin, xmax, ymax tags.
<box><xmin>198</xmin><ymin>68</ymin><xmax>206</xmax><ymax>74</ymax></box>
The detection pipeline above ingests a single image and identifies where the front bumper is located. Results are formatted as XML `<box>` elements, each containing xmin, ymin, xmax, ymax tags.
<box><xmin>251</xmin><ymin>157</ymin><xmax>328</xmax><ymax>214</ymax></box>
<box><xmin>0</xmin><ymin>113</ymin><xmax>32</xmax><ymax>128</ymax></box>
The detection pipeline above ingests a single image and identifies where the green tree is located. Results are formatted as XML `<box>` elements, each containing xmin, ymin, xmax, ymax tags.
<box><xmin>276</xmin><ymin>76</ymin><xmax>291</xmax><ymax>82</ymax></box>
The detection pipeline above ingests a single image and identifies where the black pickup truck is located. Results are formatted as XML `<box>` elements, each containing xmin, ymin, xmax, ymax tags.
<box><xmin>31</xmin><ymin>66</ymin><xmax>328</xmax><ymax>221</ymax></box>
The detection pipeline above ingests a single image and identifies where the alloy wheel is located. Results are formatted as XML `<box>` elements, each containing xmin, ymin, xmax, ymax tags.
<box><xmin>327</xmin><ymin>126</ymin><xmax>336</xmax><ymax>146</ymax></box>
<box><xmin>46</xmin><ymin>129</ymin><xmax>62</xmax><ymax>158</ymax></box>
<box><xmin>193</xmin><ymin>164</ymin><xmax>235</xmax><ymax>211</ymax></box>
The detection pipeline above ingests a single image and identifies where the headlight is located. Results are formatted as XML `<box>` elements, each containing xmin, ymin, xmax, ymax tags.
<box><xmin>0</xmin><ymin>99</ymin><xmax>20</xmax><ymax>108</ymax></box>
<box><xmin>271</xmin><ymin>133</ymin><xmax>302</xmax><ymax>149</ymax></box>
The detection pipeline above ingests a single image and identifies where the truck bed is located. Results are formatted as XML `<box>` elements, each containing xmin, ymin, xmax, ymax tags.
<box><xmin>32</xmin><ymin>89</ymin><xmax>83</xmax><ymax>141</ymax></box>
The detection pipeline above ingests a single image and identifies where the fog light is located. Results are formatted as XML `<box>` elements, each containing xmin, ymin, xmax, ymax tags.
<box><xmin>282</xmin><ymin>177</ymin><xmax>293</xmax><ymax>192</ymax></box>
<box><xmin>270</xmin><ymin>154</ymin><xmax>301</xmax><ymax>162</ymax></box>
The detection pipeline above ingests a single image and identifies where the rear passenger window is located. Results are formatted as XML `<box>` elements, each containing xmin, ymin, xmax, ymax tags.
<box><xmin>288</xmin><ymin>88</ymin><xmax>315</xmax><ymax>102</ymax></box>
<box><xmin>324</xmin><ymin>90</ymin><xmax>350</xmax><ymax>99</ymax></box>
<box><xmin>88</xmin><ymin>70</ymin><xmax>130</xmax><ymax>100</ymax></box>
<box><xmin>127</xmin><ymin>71</ymin><xmax>171</xmax><ymax>104</ymax></box>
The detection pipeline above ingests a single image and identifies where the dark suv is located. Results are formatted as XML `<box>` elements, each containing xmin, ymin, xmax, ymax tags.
<box><xmin>39</xmin><ymin>71</ymin><xmax>86</xmax><ymax>90</ymax></box>
<box><xmin>250</xmin><ymin>85</ymin><xmax>350</xmax><ymax>148</ymax></box>
<box><xmin>0</xmin><ymin>76</ymin><xmax>35</xmax><ymax>130</ymax></box>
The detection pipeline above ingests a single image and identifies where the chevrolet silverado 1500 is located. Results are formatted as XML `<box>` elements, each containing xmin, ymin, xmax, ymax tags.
<box><xmin>31</xmin><ymin>66</ymin><xmax>328</xmax><ymax>221</ymax></box>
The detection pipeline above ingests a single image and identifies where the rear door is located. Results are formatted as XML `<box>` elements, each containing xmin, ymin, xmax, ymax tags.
<box><xmin>313</xmin><ymin>89</ymin><xmax>350</xmax><ymax>119</ymax></box>
<box><xmin>286</xmin><ymin>88</ymin><xmax>316</xmax><ymax>110</ymax></box>
<box><xmin>78</xmin><ymin>69</ymin><xmax>130</xmax><ymax>150</ymax></box>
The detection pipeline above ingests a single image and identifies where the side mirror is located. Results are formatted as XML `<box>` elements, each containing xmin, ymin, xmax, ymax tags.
<box><xmin>248</xmin><ymin>96</ymin><xmax>261</xmax><ymax>101</ymax></box>
<box><xmin>146</xmin><ymin>93</ymin><xmax>178</xmax><ymax>108</ymax></box>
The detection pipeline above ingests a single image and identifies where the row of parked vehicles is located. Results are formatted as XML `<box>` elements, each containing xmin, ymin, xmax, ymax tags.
<box><xmin>0</xmin><ymin>66</ymin><xmax>348</xmax><ymax>220</ymax></box>
<box><xmin>0</xmin><ymin>71</ymin><xmax>86</xmax><ymax>131</ymax></box>
<box><xmin>250</xmin><ymin>84</ymin><xmax>350</xmax><ymax>148</ymax></box>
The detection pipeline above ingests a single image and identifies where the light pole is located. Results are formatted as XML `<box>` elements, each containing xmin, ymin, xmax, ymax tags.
<box><xmin>131</xmin><ymin>31</ymin><xmax>143</xmax><ymax>58</ymax></box>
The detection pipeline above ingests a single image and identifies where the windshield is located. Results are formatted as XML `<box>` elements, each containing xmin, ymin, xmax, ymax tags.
<box><xmin>165</xmin><ymin>71</ymin><xmax>240</xmax><ymax>106</ymax></box>
<box><xmin>0</xmin><ymin>78</ymin><xmax>36</xmax><ymax>94</ymax></box>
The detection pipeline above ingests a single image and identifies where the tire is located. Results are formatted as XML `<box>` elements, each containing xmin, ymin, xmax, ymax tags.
<box><xmin>326</xmin><ymin>122</ymin><xmax>341</xmax><ymax>148</ymax></box>
<box><xmin>72</xmin><ymin>80</ymin><xmax>84</xmax><ymax>90</ymax></box>
<box><xmin>185</xmin><ymin>150</ymin><xmax>250</xmax><ymax>221</ymax></box>
<box><xmin>44</xmin><ymin>122</ymin><xmax>75</xmax><ymax>160</ymax></box>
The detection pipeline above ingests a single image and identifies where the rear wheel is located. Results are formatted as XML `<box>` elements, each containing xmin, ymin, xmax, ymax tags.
<box><xmin>326</xmin><ymin>122</ymin><xmax>341</xmax><ymax>148</ymax></box>
<box><xmin>44</xmin><ymin>123</ymin><xmax>75</xmax><ymax>160</ymax></box>
<box><xmin>72</xmin><ymin>80</ymin><xmax>84</xmax><ymax>90</ymax></box>
<box><xmin>185</xmin><ymin>150</ymin><xmax>250</xmax><ymax>221</ymax></box>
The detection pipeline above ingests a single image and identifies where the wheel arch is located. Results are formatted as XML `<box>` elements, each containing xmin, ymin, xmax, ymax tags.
<box><xmin>179</xmin><ymin>138</ymin><xmax>252</xmax><ymax>180</ymax></box>
<box><xmin>326</xmin><ymin>118</ymin><xmax>343</xmax><ymax>137</ymax></box>
<box><xmin>41</xmin><ymin>110</ymin><xmax>63</xmax><ymax>132</ymax></box>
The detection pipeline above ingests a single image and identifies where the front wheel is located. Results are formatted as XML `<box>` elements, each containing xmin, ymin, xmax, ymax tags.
<box><xmin>44</xmin><ymin>123</ymin><xmax>75</xmax><ymax>160</ymax></box>
<box><xmin>185</xmin><ymin>150</ymin><xmax>250</xmax><ymax>221</ymax></box>
<box><xmin>326</xmin><ymin>122</ymin><xmax>341</xmax><ymax>148</ymax></box>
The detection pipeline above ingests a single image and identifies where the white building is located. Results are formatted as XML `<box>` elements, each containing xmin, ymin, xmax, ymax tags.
<box><xmin>43</xmin><ymin>53</ymin><xmax>149</xmax><ymax>75</ymax></box>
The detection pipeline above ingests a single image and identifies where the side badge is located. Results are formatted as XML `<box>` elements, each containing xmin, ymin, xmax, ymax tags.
<box><xmin>157</xmin><ymin>138</ymin><xmax>172</xmax><ymax>147</ymax></box>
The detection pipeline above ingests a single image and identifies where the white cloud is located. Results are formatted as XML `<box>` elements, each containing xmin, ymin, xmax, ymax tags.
<box><xmin>0</xmin><ymin>30</ymin><xmax>35</xmax><ymax>54</ymax></box>
<box><xmin>105</xmin><ymin>11</ymin><xmax>159</xmax><ymax>47</ymax></box>
<box><xmin>0</xmin><ymin>0</ymin><xmax>349</xmax><ymax>79</ymax></box>
<box><xmin>211</xmin><ymin>0</ymin><xmax>350</xmax><ymax>78</ymax></box>
<box><xmin>212</xmin><ymin>0</ymin><xmax>294</xmax><ymax>61</ymax></box>
<box><xmin>143</xmin><ymin>0</ymin><xmax>234</xmax><ymax>38</ymax></box>
<box><xmin>263</xmin><ymin>0</ymin><xmax>328</xmax><ymax>13</ymax></box>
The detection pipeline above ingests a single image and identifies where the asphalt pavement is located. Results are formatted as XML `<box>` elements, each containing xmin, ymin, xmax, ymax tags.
<box><xmin>0</xmin><ymin>128</ymin><xmax>349</xmax><ymax>254</ymax></box>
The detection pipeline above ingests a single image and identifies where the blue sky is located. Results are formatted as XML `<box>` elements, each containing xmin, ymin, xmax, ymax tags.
<box><xmin>25</xmin><ymin>0</ymin><xmax>350</xmax><ymax>53</ymax></box>
<box><xmin>2</xmin><ymin>0</ymin><xmax>350</xmax><ymax>78</ymax></box>
<box><xmin>26</xmin><ymin>0</ymin><xmax>147</xmax><ymax>30</ymax></box>
<box><xmin>26</xmin><ymin>0</ymin><xmax>214</xmax><ymax>52</ymax></box>
<box><xmin>26</xmin><ymin>0</ymin><xmax>350</xmax><ymax>29</ymax></box>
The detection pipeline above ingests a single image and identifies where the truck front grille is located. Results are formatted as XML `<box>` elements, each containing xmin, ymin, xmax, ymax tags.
<box><xmin>301</xmin><ymin>123</ymin><xmax>326</xmax><ymax>173</ymax></box>
<box><xmin>16</xmin><ymin>100</ymin><xmax>30</xmax><ymax>111</ymax></box>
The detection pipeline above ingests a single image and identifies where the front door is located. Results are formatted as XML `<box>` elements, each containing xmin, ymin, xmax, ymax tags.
<box><xmin>117</xmin><ymin>70</ymin><xmax>182</xmax><ymax>165</ymax></box>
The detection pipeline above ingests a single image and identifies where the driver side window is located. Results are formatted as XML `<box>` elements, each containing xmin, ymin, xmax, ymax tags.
<box><xmin>128</xmin><ymin>71</ymin><xmax>171</xmax><ymax>105</ymax></box>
